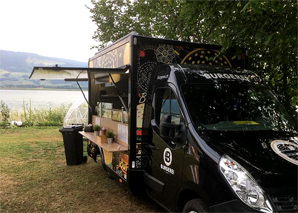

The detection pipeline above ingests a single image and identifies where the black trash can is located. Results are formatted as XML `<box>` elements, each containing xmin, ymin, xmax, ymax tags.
<box><xmin>59</xmin><ymin>125</ymin><xmax>86</xmax><ymax>165</ymax></box>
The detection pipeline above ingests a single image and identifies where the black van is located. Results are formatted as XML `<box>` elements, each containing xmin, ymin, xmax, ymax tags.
<box><xmin>147</xmin><ymin>64</ymin><xmax>297</xmax><ymax>212</ymax></box>
<box><xmin>30</xmin><ymin>33</ymin><xmax>297</xmax><ymax>212</ymax></box>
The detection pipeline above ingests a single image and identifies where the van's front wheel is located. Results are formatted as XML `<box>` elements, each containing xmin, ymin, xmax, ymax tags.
<box><xmin>183</xmin><ymin>199</ymin><xmax>206</xmax><ymax>213</ymax></box>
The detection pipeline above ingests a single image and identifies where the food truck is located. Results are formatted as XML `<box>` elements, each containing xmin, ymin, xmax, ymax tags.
<box><xmin>30</xmin><ymin>33</ymin><xmax>297</xmax><ymax>212</ymax></box>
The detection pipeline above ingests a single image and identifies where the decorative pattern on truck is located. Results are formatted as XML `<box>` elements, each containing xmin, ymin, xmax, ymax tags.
<box><xmin>136</xmin><ymin>44</ymin><xmax>239</xmax><ymax>100</ymax></box>
<box><xmin>89</xmin><ymin>42</ymin><xmax>130</xmax><ymax>68</ymax></box>
<box><xmin>181</xmin><ymin>49</ymin><xmax>231</xmax><ymax>66</ymax></box>
<box><xmin>155</xmin><ymin>44</ymin><xmax>176</xmax><ymax>63</ymax></box>
<box><xmin>111</xmin><ymin>152</ymin><xmax>128</xmax><ymax>180</ymax></box>
<box><xmin>137</xmin><ymin>61</ymin><xmax>156</xmax><ymax>92</ymax></box>
<box><xmin>102</xmin><ymin>150</ymin><xmax>127</xmax><ymax>180</ymax></box>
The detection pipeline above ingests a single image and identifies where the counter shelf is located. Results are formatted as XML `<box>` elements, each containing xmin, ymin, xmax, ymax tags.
<box><xmin>79</xmin><ymin>131</ymin><xmax>129</xmax><ymax>152</ymax></box>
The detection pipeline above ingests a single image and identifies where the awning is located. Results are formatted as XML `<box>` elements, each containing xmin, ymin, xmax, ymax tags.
<box><xmin>29</xmin><ymin>65</ymin><xmax>130</xmax><ymax>82</ymax></box>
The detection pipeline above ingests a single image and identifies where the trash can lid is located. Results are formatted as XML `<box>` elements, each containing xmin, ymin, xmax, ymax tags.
<box><xmin>59</xmin><ymin>125</ymin><xmax>83</xmax><ymax>132</ymax></box>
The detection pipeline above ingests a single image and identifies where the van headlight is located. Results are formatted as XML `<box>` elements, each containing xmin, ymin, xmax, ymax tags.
<box><xmin>219</xmin><ymin>155</ymin><xmax>273</xmax><ymax>212</ymax></box>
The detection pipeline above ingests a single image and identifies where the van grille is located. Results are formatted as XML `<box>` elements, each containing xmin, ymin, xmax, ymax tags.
<box><xmin>269</xmin><ymin>194</ymin><xmax>298</xmax><ymax>212</ymax></box>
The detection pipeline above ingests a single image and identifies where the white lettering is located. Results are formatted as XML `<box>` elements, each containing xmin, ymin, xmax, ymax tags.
<box><xmin>160</xmin><ymin>164</ymin><xmax>175</xmax><ymax>175</ymax></box>
<box><xmin>200</xmin><ymin>72</ymin><xmax>258</xmax><ymax>82</ymax></box>
<box><xmin>229</xmin><ymin>74</ymin><xmax>237</xmax><ymax>79</ymax></box>
<box><xmin>204</xmin><ymin>73</ymin><xmax>211</xmax><ymax>79</ymax></box>
<box><xmin>157</xmin><ymin>75</ymin><xmax>169</xmax><ymax>80</ymax></box>
<box><xmin>217</xmin><ymin>73</ymin><xmax>224</xmax><ymax>79</ymax></box>
<box><xmin>209</xmin><ymin>73</ymin><xmax>218</xmax><ymax>79</ymax></box>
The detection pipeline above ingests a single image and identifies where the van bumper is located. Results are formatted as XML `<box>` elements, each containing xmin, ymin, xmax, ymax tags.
<box><xmin>208</xmin><ymin>199</ymin><xmax>257</xmax><ymax>212</ymax></box>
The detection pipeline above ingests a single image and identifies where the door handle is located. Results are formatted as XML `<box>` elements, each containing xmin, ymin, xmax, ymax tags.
<box><xmin>148</xmin><ymin>144</ymin><xmax>159</xmax><ymax>150</ymax></box>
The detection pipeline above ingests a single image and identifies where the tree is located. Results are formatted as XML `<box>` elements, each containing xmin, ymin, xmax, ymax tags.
<box><xmin>89</xmin><ymin>0</ymin><xmax>297</xmax><ymax>117</ymax></box>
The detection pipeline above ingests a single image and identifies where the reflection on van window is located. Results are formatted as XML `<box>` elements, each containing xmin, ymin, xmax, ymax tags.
<box><xmin>161</xmin><ymin>99</ymin><xmax>180</xmax><ymax>125</ymax></box>
<box><xmin>158</xmin><ymin>88</ymin><xmax>181</xmax><ymax>125</ymax></box>
<box><xmin>181</xmin><ymin>83</ymin><xmax>296</xmax><ymax>132</ymax></box>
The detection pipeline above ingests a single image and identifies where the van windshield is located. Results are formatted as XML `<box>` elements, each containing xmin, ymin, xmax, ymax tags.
<box><xmin>181</xmin><ymin>83</ymin><xmax>296</xmax><ymax>132</ymax></box>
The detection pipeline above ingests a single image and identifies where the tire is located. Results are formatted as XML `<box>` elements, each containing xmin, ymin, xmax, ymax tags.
<box><xmin>82</xmin><ymin>156</ymin><xmax>88</xmax><ymax>163</ymax></box>
<box><xmin>99</xmin><ymin>148</ymin><xmax>106</xmax><ymax>170</ymax></box>
<box><xmin>183</xmin><ymin>199</ymin><xmax>207</xmax><ymax>213</ymax></box>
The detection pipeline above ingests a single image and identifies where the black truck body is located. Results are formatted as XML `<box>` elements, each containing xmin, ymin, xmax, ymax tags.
<box><xmin>30</xmin><ymin>33</ymin><xmax>298</xmax><ymax>212</ymax></box>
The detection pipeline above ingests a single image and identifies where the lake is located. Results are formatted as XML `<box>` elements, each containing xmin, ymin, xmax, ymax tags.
<box><xmin>0</xmin><ymin>89</ymin><xmax>88</xmax><ymax>112</ymax></box>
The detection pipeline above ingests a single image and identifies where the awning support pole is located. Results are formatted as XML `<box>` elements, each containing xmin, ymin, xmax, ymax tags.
<box><xmin>109</xmin><ymin>73</ymin><xmax>128</xmax><ymax>112</ymax></box>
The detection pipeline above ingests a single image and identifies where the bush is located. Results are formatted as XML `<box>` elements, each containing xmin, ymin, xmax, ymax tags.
<box><xmin>0</xmin><ymin>121</ymin><xmax>10</xmax><ymax>128</ymax></box>
<box><xmin>0</xmin><ymin>100</ymin><xmax>10</xmax><ymax>128</ymax></box>
<box><xmin>21</xmin><ymin>121</ymin><xmax>34</xmax><ymax>127</ymax></box>
<box><xmin>0</xmin><ymin>100</ymin><xmax>69</xmax><ymax>128</ymax></box>
<box><xmin>28</xmin><ymin>103</ymin><xmax>69</xmax><ymax>127</ymax></box>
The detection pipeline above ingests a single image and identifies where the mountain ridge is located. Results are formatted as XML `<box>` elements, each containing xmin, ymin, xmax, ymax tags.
<box><xmin>0</xmin><ymin>50</ymin><xmax>88</xmax><ymax>89</ymax></box>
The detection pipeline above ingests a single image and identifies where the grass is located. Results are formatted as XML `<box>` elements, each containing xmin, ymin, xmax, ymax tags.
<box><xmin>0</xmin><ymin>127</ymin><xmax>163</xmax><ymax>212</ymax></box>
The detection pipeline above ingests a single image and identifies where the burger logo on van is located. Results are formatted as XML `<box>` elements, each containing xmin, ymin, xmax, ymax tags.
<box><xmin>271</xmin><ymin>140</ymin><xmax>298</xmax><ymax>166</ymax></box>
<box><xmin>163</xmin><ymin>148</ymin><xmax>172</xmax><ymax>166</ymax></box>
<box><xmin>161</xmin><ymin>148</ymin><xmax>175</xmax><ymax>175</ymax></box>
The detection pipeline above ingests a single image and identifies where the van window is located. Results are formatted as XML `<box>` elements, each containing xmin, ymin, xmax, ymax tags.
<box><xmin>181</xmin><ymin>83</ymin><xmax>296</xmax><ymax>132</ymax></box>
<box><xmin>155</xmin><ymin>88</ymin><xmax>181</xmax><ymax>127</ymax></box>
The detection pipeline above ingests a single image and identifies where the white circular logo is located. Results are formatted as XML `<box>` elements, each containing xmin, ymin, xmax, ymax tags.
<box><xmin>271</xmin><ymin>140</ymin><xmax>298</xmax><ymax>166</ymax></box>
<box><xmin>163</xmin><ymin>148</ymin><xmax>172</xmax><ymax>166</ymax></box>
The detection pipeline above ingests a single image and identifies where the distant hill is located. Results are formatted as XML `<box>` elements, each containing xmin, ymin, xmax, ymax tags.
<box><xmin>0</xmin><ymin>50</ymin><xmax>88</xmax><ymax>89</ymax></box>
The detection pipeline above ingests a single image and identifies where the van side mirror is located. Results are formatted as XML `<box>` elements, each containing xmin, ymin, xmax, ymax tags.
<box><xmin>160</xmin><ymin>114</ymin><xmax>184</xmax><ymax>143</ymax></box>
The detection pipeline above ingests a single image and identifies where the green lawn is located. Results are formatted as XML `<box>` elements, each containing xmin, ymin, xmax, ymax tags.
<box><xmin>0</xmin><ymin>127</ymin><xmax>162</xmax><ymax>212</ymax></box>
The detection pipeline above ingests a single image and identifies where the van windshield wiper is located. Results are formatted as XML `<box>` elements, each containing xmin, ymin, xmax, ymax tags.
<box><xmin>197</xmin><ymin>123</ymin><xmax>207</xmax><ymax>130</ymax></box>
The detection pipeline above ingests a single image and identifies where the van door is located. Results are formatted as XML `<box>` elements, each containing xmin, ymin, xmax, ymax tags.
<box><xmin>148</xmin><ymin>87</ymin><xmax>186</xmax><ymax>210</ymax></box>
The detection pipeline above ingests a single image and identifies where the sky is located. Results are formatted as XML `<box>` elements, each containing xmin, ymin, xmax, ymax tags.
<box><xmin>0</xmin><ymin>0</ymin><xmax>98</xmax><ymax>62</ymax></box>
